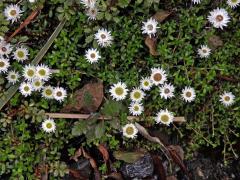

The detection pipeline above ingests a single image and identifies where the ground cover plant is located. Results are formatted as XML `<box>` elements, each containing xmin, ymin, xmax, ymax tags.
<box><xmin>0</xmin><ymin>0</ymin><xmax>239</xmax><ymax>179</ymax></box>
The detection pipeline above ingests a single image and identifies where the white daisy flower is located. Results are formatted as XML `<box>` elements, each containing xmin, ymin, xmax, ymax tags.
<box><xmin>155</xmin><ymin>109</ymin><xmax>174</xmax><ymax>126</ymax></box>
<box><xmin>31</xmin><ymin>79</ymin><xmax>44</xmax><ymax>91</ymax></box>
<box><xmin>197</xmin><ymin>45</ymin><xmax>211</xmax><ymax>58</ymax></box>
<box><xmin>227</xmin><ymin>0</ymin><xmax>240</xmax><ymax>8</ymax></box>
<box><xmin>94</xmin><ymin>28</ymin><xmax>113</xmax><ymax>47</ymax></box>
<box><xmin>80</xmin><ymin>0</ymin><xmax>96</xmax><ymax>8</ymax></box>
<box><xmin>220</xmin><ymin>91</ymin><xmax>235</xmax><ymax>107</ymax></box>
<box><xmin>19</xmin><ymin>82</ymin><xmax>33</xmax><ymax>97</ymax></box>
<box><xmin>207</xmin><ymin>8</ymin><xmax>230</xmax><ymax>29</ymax></box>
<box><xmin>4</xmin><ymin>4</ymin><xmax>23</xmax><ymax>23</ymax></box>
<box><xmin>0</xmin><ymin>41</ymin><xmax>12</xmax><ymax>56</ymax></box>
<box><xmin>141</xmin><ymin>18</ymin><xmax>159</xmax><ymax>38</ymax></box>
<box><xmin>192</xmin><ymin>0</ymin><xmax>201</xmax><ymax>4</ymax></box>
<box><xmin>122</xmin><ymin>123</ymin><xmax>138</xmax><ymax>139</ymax></box>
<box><xmin>13</xmin><ymin>47</ymin><xmax>29</xmax><ymax>62</ymax></box>
<box><xmin>130</xmin><ymin>88</ymin><xmax>145</xmax><ymax>102</ymax></box>
<box><xmin>86</xmin><ymin>7</ymin><xmax>98</xmax><ymax>20</ymax></box>
<box><xmin>109</xmin><ymin>82</ymin><xmax>128</xmax><ymax>101</ymax></box>
<box><xmin>150</xmin><ymin>67</ymin><xmax>167</xmax><ymax>85</ymax></box>
<box><xmin>181</xmin><ymin>86</ymin><xmax>196</xmax><ymax>102</ymax></box>
<box><xmin>23</xmin><ymin>65</ymin><xmax>36</xmax><ymax>81</ymax></box>
<box><xmin>0</xmin><ymin>58</ymin><xmax>10</xmax><ymax>73</ymax></box>
<box><xmin>42</xmin><ymin>86</ymin><xmax>54</xmax><ymax>99</ymax></box>
<box><xmin>160</xmin><ymin>83</ymin><xmax>175</xmax><ymax>99</ymax></box>
<box><xmin>85</xmin><ymin>48</ymin><xmax>101</xmax><ymax>63</ymax></box>
<box><xmin>140</xmin><ymin>77</ymin><xmax>153</xmax><ymax>91</ymax></box>
<box><xmin>41</xmin><ymin>118</ymin><xmax>56</xmax><ymax>133</ymax></box>
<box><xmin>6</xmin><ymin>70</ymin><xmax>20</xmax><ymax>84</ymax></box>
<box><xmin>36</xmin><ymin>64</ymin><xmax>51</xmax><ymax>81</ymax></box>
<box><xmin>129</xmin><ymin>102</ymin><xmax>144</xmax><ymax>116</ymax></box>
<box><xmin>53</xmin><ymin>87</ymin><xmax>67</xmax><ymax>102</ymax></box>
<box><xmin>29</xmin><ymin>0</ymin><xmax>36</xmax><ymax>3</ymax></box>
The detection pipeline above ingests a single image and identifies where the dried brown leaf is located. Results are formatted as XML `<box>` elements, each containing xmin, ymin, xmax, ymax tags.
<box><xmin>113</xmin><ymin>151</ymin><xmax>146</xmax><ymax>163</ymax></box>
<box><xmin>98</xmin><ymin>144</ymin><xmax>109</xmax><ymax>162</ymax></box>
<box><xmin>145</xmin><ymin>36</ymin><xmax>159</xmax><ymax>56</ymax></box>
<box><xmin>106</xmin><ymin>172</ymin><xmax>124</xmax><ymax>180</ymax></box>
<box><xmin>153</xmin><ymin>11</ymin><xmax>171</xmax><ymax>23</ymax></box>
<box><xmin>152</xmin><ymin>155</ymin><xmax>166</xmax><ymax>180</ymax></box>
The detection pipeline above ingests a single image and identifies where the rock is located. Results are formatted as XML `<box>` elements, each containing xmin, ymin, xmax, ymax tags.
<box><xmin>61</xmin><ymin>81</ymin><xmax>103</xmax><ymax>113</ymax></box>
<box><xmin>121</xmin><ymin>153</ymin><xmax>154</xmax><ymax>179</ymax></box>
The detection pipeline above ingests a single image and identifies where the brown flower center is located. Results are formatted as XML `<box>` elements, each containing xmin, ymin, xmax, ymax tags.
<box><xmin>1</xmin><ymin>47</ymin><xmax>7</xmax><ymax>52</ymax></box>
<box><xmin>10</xmin><ymin>10</ymin><xmax>17</xmax><ymax>16</ymax></box>
<box><xmin>186</xmin><ymin>91</ymin><xmax>192</xmax><ymax>97</ymax></box>
<box><xmin>224</xmin><ymin>96</ymin><xmax>230</xmax><ymax>101</ymax></box>
<box><xmin>101</xmin><ymin>34</ymin><xmax>106</xmax><ymax>39</ymax></box>
<box><xmin>56</xmin><ymin>91</ymin><xmax>62</xmax><ymax>97</ymax></box>
<box><xmin>0</xmin><ymin>61</ymin><xmax>5</xmax><ymax>67</ymax></box>
<box><xmin>90</xmin><ymin>53</ymin><xmax>96</xmax><ymax>58</ymax></box>
<box><xmin>147</xmin><ymin>24</ymin><xmax>153</xmax><ymax>31</ymax></box>
<box><xmin>153</xmin><ymin>73</ymin><xmax>162</xmax><ymax>82</ymax></box>
<box><xmin>216</xmin><ymin>15</ymin><xmax>223</xmax><ymax>22</ymax></box>
<box><xmin>164</xmin><ymin>88</ymin><xmax>170</xmax><ymax>94</ymax></box>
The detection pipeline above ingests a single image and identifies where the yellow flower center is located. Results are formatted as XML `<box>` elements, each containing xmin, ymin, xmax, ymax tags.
<box><xmin>46</xmin><ymin>122</ymin><xmax>52</xmax><ymax>129</ymax></box>
<box><xmin>34</xmin><ymin>81</ymin><xmax>41</xmax><ymax>87</ymax></box>
<box><xmin>115</xmin><ymin>87</ymin><xmax>123</xmax><ymax>95</ymax></box>
<box><xmin>133</xmin><ymin>91</ymin><xmax>141</xmax><ymax>99</ymax></box>
<box><xmin>27</xmin><ymin>69</ymin><xmax>35</xmax><ymax>77</ymax></box>
<box><xmin>133</xmin><ymin>105</ymin><xmax>139</xmax><ymax>111</ymax></box>
<box><xmin>161</xmin><ymin>114</ymin><xmax>169</xmax><ymax>123</ymax></box>
<box><xmin>38</xmin><ymin>69</ymin><xmax>46</xmax><ymax>76</ymax></box>
<box><xmin>10</xmin><ymin>74</ymin><xmax>16</xmax><ymax>79</ymax></box>
<box><xmin>24</xmin><ymin>86</ymin><xmax>30</xmax><ymax>92</ymax></box>
<box><xmin>0</xmin><ymin>61</ymin><xmax>5</xmax><ymax>67</ymax></box>
<box><xmin>126</xmin><ymin>126</ymin><xmax>134</xmax><ymax>135</ymax></box>
<box><xmin>45</xmin><ymin>89</ymin><xmax>53</xmax><ymax>96</ymax></box>
<box><xmin>143</xmin><ymin>81</ymin><xmax>149</xmax><ymax>86</ymax></box>
<box><xmin>17</xmin><ymin>51</ymin><xmax>24</xmax><ymax>58</ymax></box>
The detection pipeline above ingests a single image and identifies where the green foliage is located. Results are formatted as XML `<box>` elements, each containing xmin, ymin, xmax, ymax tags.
<box><xmin>0</xmin><ymin>0</ymin><xmax>239</xmax><ymax>178</ymax></box>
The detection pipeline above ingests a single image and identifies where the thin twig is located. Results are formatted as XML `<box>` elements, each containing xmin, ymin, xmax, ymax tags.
<box><xmin>45</xmin><ymin>113</ymin><xmax>186</xmax><ymax>123</ymax></box>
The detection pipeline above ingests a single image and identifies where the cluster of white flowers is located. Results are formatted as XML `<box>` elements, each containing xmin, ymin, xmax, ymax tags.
<box><xmin>112</xmin><ymin>67</ymin><xmax>236</xmax><ymax>138</ymax></box>
<box><xmin>80</xmin><ymin>0</ymin><xmax>98</xmax><ymax>21</ymax></box>
<box><xmin>19</xmin><ymin>64</ymin><xmax>67</xmax><ymax>102</ymax></box>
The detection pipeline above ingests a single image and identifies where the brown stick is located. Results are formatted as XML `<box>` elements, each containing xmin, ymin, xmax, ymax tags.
<box><xmin>6</xmin><ymin>7</ymin><xmax>43</xmax><ymax>42</ymax></box>
<box><xmin>45</xmin><ymin>113</ymin><xmax>186</xmax><ymax>123</ymax></box>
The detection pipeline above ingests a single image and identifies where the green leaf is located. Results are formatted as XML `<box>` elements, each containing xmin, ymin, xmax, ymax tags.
<box><xmin>101</xmin><ymin>100</ymin><xmax>125</xmax><ymax>117</ymax></box>
<box><xmin>0</xmin><ymin>19</ymin><xmax>67</xmax><ymax>111</ymax></box>
<box><xmin>71</xmin><ymin>120</ymin><xmax>88</xmax><ymax>136</ymax></box>
<box><xmin>95</xmin><ymin>121</ymin><xmax>105</xmax><ymax>138</ymax></box>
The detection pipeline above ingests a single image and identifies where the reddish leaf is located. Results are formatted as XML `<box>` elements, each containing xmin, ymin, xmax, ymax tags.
<box><xmin>98</xmin><ymin>144</ymin><xmax>109</xmax><ymax>162</ymax></box>
<box><xmin>69</xmin><ymin>168</ymin><xmax>89</xmax><ymax>179</ymax></box>
<box><xmin>166</xmin><ymin>176</ymin><xmax>178</xmax><ymax>180</ymax></box>
<box><xmin>152</xmin><ymin>155</ymin><xmax>166</xmax><ymax>180</ymax></box>
<box><xmin>167</xmin><ymin>146</ymin><xmax>190</xmax><ymax>178</ymax></box>
<box><xmin>6</xmin><ymin>7</ymin><xmax>42</xmax><ymax>42</ymax></box>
